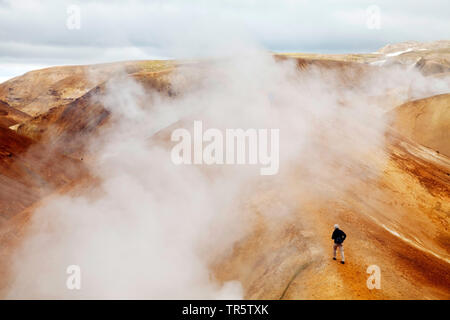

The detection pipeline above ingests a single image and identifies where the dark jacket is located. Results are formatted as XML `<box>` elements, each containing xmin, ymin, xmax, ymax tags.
<box><xmin>332</xmin><ymin>229</ymin><xmax>346</xmax><ymax>244</ymax></box>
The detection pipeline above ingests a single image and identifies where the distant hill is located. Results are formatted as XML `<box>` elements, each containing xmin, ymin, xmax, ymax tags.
<box><xmin>0</xmin><ymin>60</ymin><xmax>174</xmax><ymax>117</ymax></box>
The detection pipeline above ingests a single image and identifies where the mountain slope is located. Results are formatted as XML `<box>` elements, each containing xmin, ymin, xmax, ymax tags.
<box><xmin>0</xmin><ymin>100</ymin><xmax>31</xmax><ymax>128</ymax></box>
<box><xmin>389</xmin><ymin>93</ymin><xmax>450</xmax><ymax>157</ymax></box>
<box><xmin>0</xmin><ymin>61</ymin><xmax>174</xmax><ymax>117</ymax></box>
<box><xmin>214</xmin><ymin>131</ymin><xmax>450</xmax><ymax>299</ymax></box>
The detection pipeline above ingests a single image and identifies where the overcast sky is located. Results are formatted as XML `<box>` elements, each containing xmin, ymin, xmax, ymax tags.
<box><xmin>1</xmin><ymin>0</ymin><xmax>449</xmax><ymax>82</ymax></box>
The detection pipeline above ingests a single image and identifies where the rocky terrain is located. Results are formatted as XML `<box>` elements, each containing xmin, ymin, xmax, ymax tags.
<box><xmin>0</xmin><ymin>41</ymin><xmax>448</xmax><ymax>299</ymax></box>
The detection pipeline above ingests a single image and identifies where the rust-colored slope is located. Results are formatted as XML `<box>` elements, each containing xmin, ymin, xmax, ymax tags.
<box><xmin>214</xmin><ymin>132</ymin><xmax>449</xmax><ymax>299</ymax></box>
<box><xmin>0</xmin><ymin>61</ymin><xmax>174</xmax><ymax>117</ymax></box>
<box><xmin>0</xmin><ymin>122</ymin><xmax>88</xmax><ymax>297</ymax></box>
<box><xmin>148</xmin><ymin>87</ymin><xmax>449</xmax><ymax>299</ymax></box>
<box><xmin>0</xmin><ymin>100</ymin><xmax>31</xmax><ymax>128</ymax></box>
<box><xmin>0</xmin><ymin>126</ymin><xmax>86</xmax><ymax>223</ymax></box>
<box><xmin>388</xmin><ymin>93</ymin><xmax>450</xmax><ymax>157</ymax></box>
<box><xmin>16</xmin><ymin>86</ymin><xmax>110</xmax><ymax>157</ymax></box>
<box><xmin>16</xmin><ymin>70</ymin><xmax>176</xmax><ymax>157</ymax></box>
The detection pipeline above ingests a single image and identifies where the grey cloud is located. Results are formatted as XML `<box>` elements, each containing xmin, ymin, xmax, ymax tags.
<box><xmin>0</xmin><ymin>0</ymin><xmax>449</xmax><ymax>80</ymax></box>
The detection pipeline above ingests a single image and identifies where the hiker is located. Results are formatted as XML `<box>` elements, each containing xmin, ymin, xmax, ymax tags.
<box><xmin>331</xmin><ymin>224</ymin><xmax>346</xmax><ymax>264</ymax></box>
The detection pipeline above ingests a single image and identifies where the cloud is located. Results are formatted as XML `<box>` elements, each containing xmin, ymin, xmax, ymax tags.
<box><xmin>0</xmin><ymin>0</ymin><xmax>449</xmax><ymax>81</ymax></box>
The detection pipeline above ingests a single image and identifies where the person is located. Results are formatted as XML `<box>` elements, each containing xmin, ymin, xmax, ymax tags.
<box><xmin>331</xmin><ymin>224</ymin><xmax>346</xmax><ymax>264</ymax></box>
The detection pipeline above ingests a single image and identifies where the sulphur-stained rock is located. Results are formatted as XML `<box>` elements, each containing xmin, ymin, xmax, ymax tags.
<box><xmin>0</xmin><ymin>60</ymin><xmax>174</xmax><ymax>117</ymax></box>
<box><xmin>388</xmin><ymin>93</ymin><xmax>450</xmax><ymax>158</ymax></box>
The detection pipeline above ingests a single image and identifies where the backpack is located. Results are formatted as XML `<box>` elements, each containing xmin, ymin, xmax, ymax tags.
<box><xmin>334</xmin><ymin>229</ymin><xmax>346</xmax><ymax>244</ymax></box>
